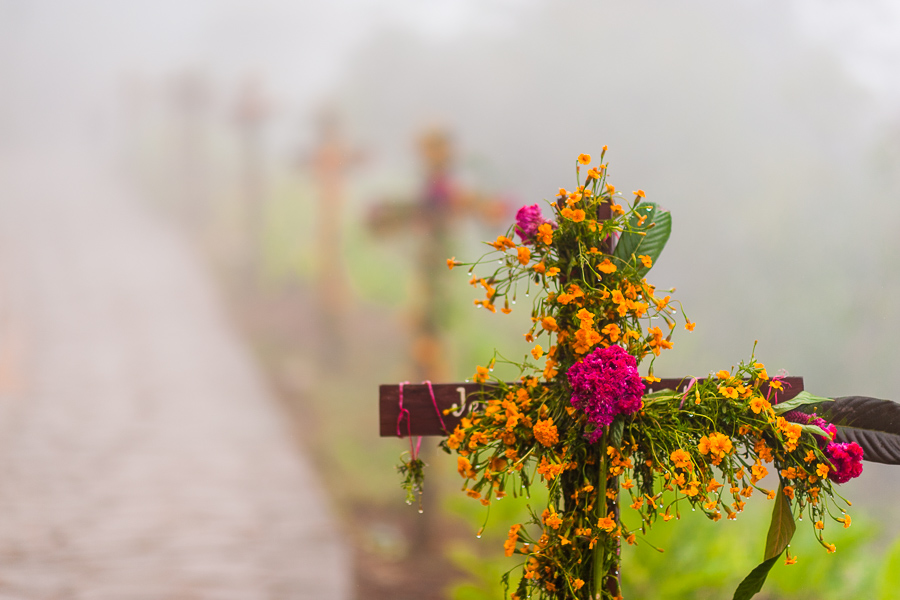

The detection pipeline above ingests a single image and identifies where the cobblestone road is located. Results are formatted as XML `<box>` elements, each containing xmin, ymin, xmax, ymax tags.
<box><xmin>0</xmin><ymin>151</ymin><xmax>350</xmax><ymax>599</ymax></box>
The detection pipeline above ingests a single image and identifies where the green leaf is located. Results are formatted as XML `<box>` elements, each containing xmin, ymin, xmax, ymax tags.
<box><xmin>765</xmin><ymin>484</ymin><xmax>796</xmax><ymax>560</ymax></box>
<box><xmin>814</xmin><ymin>396</ymin><xmax>900</xmax><ymax>464</ymax></box>
<box><xmin>772</xmin><ymin>390</ymin><xmax>833</xmax><ymax>415</ymax></box>
<box><xmin>732</xmin><ymin>556</ymin><xmax>781</xmax><ymax>600</ymax></box>
<box><xmin>610</xmin><ymin>416</ymin><xmax>625</xmax><ymax>448</ymax></box>
<box><xmin>612</xmin><ymin>201</ymin><xmax>672</xmax><ymax>276</ymax></box>
<box><xmin>732</xmin><ymin>488</ymin><xmax>794</xmax><ymax>600</ymax></box>
<box><xmin>798</xmin><ymin>423</ymin><xmax>830</xmax><ymax>439</ymax></box>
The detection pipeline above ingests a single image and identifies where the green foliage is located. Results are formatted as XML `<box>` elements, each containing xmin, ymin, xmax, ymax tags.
<box><xmin>765</xmin><ymin>484</ymin><xmax>796</xmax><ymax>560</ymax></box>
<box><xmin>772</xmin><ymin>391</ymin><xmax>832</xmax><ymax>415</ymax></box>
<box><xmin>733</xmin><ymin>556</ymin><xmax>781</xmax><ymax>600</ymax></box>
<box><xmin>445</xmin><ymin>489</ymin><xmax>548</xmax><ymax>600</ymax></box>
<box><xmin>733</xmin><ymin>485</ymin><xmax>795</xmax><ymax>600</ymax></box>
<box><xmin>621</xmin><ymin>500</ymin><xmax>878</xmax><ymax>600</ymax></box>
<box><xmin>612</xmin><ymin>201</ymin><xmax>671</xmax><ymax>275</ymax></box>
<box><xmin>877</xmin><ymin>536</ymin><xmax>900</xmax><ymax>600</ymax></box>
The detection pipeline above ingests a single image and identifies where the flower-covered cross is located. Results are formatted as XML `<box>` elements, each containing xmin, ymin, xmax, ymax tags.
<box><xmin>379</xmin><ymin>150</ymin><xmax>900</xmax><ymax>600</ymax></box>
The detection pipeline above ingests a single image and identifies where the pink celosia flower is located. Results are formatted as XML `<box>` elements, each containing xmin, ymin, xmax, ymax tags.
<box><xmin>515</xmin><ymin>204</ymin><xmax>556</xmax><ymax>244</ymax></box>
<box><xmin>567</xmin><ymin>345</ymin><xmax>644</xmax><ymax>442</ymax></box>
<box><xmin>784</xmin><ymin>411</ymin><xmax>837</xmax><ymax>446</ymax></box>
<box><xmin>825</xmin><ymin>441</ymin><xmax>864</xmax><ymax>483</ymax></box>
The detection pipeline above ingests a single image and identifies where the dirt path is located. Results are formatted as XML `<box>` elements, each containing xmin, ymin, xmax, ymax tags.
<box><xmin>0</xmin><ymin>150</ymin><xmax>350</xmax><ymax>599</ymax></box>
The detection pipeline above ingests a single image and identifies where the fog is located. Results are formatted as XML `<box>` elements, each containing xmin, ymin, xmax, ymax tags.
<box><xmin>1</xmin><ymin>0</ymin><xmax>900</xmax><ymax>597</ymax></box>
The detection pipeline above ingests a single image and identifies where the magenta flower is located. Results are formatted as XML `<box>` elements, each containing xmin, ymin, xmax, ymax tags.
<box><xmin>825</xmin><ymin>441</ymin><xmax>864</xmax><ymax>483</ymax></box>
<box><xmin>567</xmin><ymin>345</ymin><xmax>644</xmax><ymax>442</ymax></box>
<box><xmin>515</xmin><ymin>204</ymin><xmax>556</xmax><ymax>244</ymax></box>
<box><xmin>784</xmin><ymin>411</ymin><xmax>837</xmax><ymax>446</ymax></box>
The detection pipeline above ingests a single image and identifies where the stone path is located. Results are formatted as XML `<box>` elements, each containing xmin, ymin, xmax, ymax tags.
<box><xmin>0</xmin><ymin>150</ymin><xmax>350</xmax><ymax>599</ymax></box>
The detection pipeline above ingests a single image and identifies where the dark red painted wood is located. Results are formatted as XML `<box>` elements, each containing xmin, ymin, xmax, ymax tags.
<box><xmin>379</xmin><ymin>376</ymin><xmax>804</xmax><ymax>437</ymax></box>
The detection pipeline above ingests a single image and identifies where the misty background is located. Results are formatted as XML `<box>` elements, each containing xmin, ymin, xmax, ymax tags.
<box><xmin>2</xmin><ymin>1</ymin><xmax>900</xmax><ymax>598</ymax></box>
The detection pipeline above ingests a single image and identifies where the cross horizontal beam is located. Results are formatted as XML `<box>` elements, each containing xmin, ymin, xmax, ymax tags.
<box><xmin>379</xmin><ymin>377</ymin><xmax>804</xmax><ymax>437</ymax></box>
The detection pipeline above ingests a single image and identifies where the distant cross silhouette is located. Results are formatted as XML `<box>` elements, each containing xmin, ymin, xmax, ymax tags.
<box><xmin>369</xmin><ymin>127</ymin><xmax>507</xmax><ymax>553</ymax></box>
<box><xmin>304</xmin><ymin>110</ymin><xmax>364</xmax><ymax>365</ymax></box>
<box><xmin>369</xmin><ymin>128</ymin><xmax>506</xmax><ymax>382</ymax></box>
<box><xmin>233</xmin><ymin>73</ymin><xmax>270</xmax><ymax>283</ymax></box>
<box><xmin>169</xmin><ymin>71</ymin><xmax>211</xmax><ymax>228</ymax></box>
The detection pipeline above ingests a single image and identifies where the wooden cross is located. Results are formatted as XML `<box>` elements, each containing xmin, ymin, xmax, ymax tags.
<box><xmin>169</xmin><ymin>71</ymin><xmax>212</xmax><ymax>228</ymax></box>
<box><xmin>302</xmin><ymin>108</ymin><xmax>364</xmax><ymax>366</ymax></box>
<box><xmin>233</xmin><ymin>73</ymin><xmax>271</xmax><ymax>284</ymax></box>
<box><xmin>368</xmin><ymin>127</ymin><xmax>507</xmax><ymax>382</ymax></box>
<box><xmin>368</xmin><ymin>128</ymin><xmax>506</xmax><ymax>553</ymax></box>
<box><xmin>375</xmin><ymin>198</ymin><xmax>806</xmax><ymax>436</ymax></box>
<box><xmin>378</xmin><ymin>377</ymin><xmax>806</xmax><ymax>437</ymax></box>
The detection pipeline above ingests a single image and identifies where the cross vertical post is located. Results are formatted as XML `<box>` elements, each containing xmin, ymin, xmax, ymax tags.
<box><xmin>369</xmin><ymin>127</ymin><xmax>507</xmax><ymax>553</ymax></box>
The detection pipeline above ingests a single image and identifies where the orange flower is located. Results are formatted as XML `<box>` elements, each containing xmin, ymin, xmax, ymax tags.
<box><xmin>517</xmin><ymin>246</ymin><xmax>531</xmax><ymax>265</ymax></box>
<box><xmin>447</xmin><ymin>257</ymin><xmax>461</xmax><ymax>269</ymax></box>
<box><xmin>541</xmin><ymin>316</ymin><xmax>558</xmax><ymax>331</ymax></box>
<box><xmin>457</xmin><ymin>456</ymin><xmax>476</xmax><ymax>478</ymax></box>
<box><xmin>685</xmin><ymin>321</ymin><xmax>696</xmax><ymax>331</ymax></box>
<box><xmin>633</xmin><ymin>189</ymin><xmax>646</xmax><ymax>198</ymax></box>
<box><xmin>597</xmin><ymin>513</ymin><xmax>616</xmax><ymax>532</ymax></box>
<box><xmin>504</xmin><ymin>524</ymin><xmax>521</xmax><ymax>556</ymax></box>
<box><xmin>533</xmin><ymin>418</ymin><xmax>559</xmax><ymax>447</ymax></box>
<box><xmin>670</xmin><ymin>448</ymin><xmax>692</xmax><ymax>470</ymax></box>
<box><xmin>601</xmin><ymin>323</ymin><xmax>621</xmax><ymax>342</ymax></box>
<box><xmin>542</xmin><ymin>509</ymin><xmax>562</xmax><ymax>529</ymax></box>
<box><xmin>597</xmin><ymin>259</ymin><xmax>617</xmax><ymax>274</ymax></box>
<box><xmin>638</xmin><ymin>255</ymin><xmax>652</xmax><ymax>268</ymax></box>
<box><xmin>537</xmin><ymin>223</ymin><xmax>554</xmax><ymax>245</ymax></box>
<box><xmin>531</xmin><ymin>345</ymin><xmax>544</xmax><ymax>359</ymax></box>
<box><xmin>490</xmin><ymin>235</ymin><xmax>516</xmax><ymax>251</ymax></box>
<box><xmin>749</xmin><ymin>396</ymin><xmax>771</xmax><ymax>414</ymax></box>
<box><xmin>698</xmin><ymin>432</ymin><xmax>733</xmax><ymax>459</ymax></box>
<box><xmin>577</xmin><ymin>153</ymin><xmax>591</xmax><ymax>165</ymax></box>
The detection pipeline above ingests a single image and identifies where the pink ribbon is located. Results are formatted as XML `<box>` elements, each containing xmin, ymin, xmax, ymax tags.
<box><xmin>396</xmin><ymin>381</ymin><xmax>420</xmax><ymax>459</ymax></box>
<box><xmin>679</xmin><ymin>377</ymin><xmax>698</xmax><ymax>409</ymax></box>
<box><xmin>397</xmin><ymin>380</ymin><xmax>453</xmax><ymax>459</ymax></box>
<box><xmin>423</xmin><ymin>380</ymin><xmax>448</xmax><ymax>433</ymax></box>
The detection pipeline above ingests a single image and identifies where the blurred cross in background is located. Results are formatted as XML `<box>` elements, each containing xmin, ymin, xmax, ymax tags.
<box><xmin>369</xmin><ymin>127</ymin><xmax>507</xmax><ymax>553</ymax></box>
<box><xmin>306</xmin><ymin>108</ymin><xmax>364</xmax><ymax>367</ymax></box>
<box><xmin>169</xmin><ymin>71</ymin><xmax>212</xmax><ymax>230</ymax></box>
<box><xmin>233</xmin><ymin>73</ymin><xmax>271</xmax><ymax>286</ymax></box>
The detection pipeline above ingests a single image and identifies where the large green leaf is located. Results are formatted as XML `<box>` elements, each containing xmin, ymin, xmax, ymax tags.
<box><xmin>732</xmin><ymin>484</ymin><xmax>794</xmax><ymax>600</ymax></box>
<box><xmin>807</xmin><ymin>396</ymin><xmax>900</xmax><ymax>464</ymax></box>
<box><xmin>765</xmin><ymin>485</ymin><xmax>796</xmax><ymax>560</ymax></box>
<box><xmin>612</xmin><ymin>201</ymin><xmax>671</xmax><ymax>276</ymax></box>
<box><xmin>732</xmin><ymin>556</ymin><xmax>780</xmax><ymax>600</ymax></box>
<box><xmin>772</xmin><ymin>390</ymin><xmax>832</xmax><ymax>415</ymax></box>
